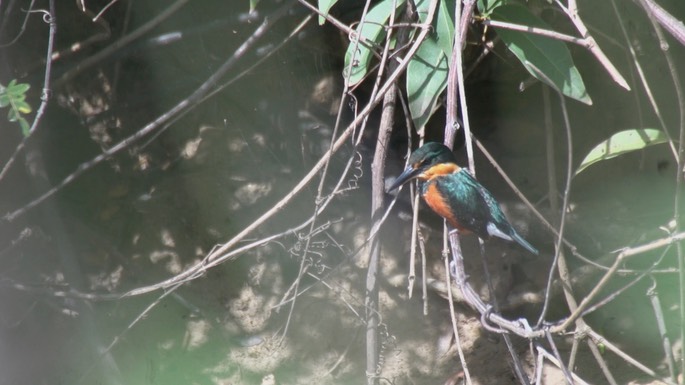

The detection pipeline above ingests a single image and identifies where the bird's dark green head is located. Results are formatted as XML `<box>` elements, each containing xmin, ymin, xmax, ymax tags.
<box><xmin>387</xmin><ymin>142</ymin><xmax>458</xmax><ymax>192</ymax></box>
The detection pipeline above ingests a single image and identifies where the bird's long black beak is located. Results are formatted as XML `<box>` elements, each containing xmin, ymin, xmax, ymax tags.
<box><xmin>387</xmin><ymin>166</ymin><xmax>421</xmax><ymax>192</ymax></box>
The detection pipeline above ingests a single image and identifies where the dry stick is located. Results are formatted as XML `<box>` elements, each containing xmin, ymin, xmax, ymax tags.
<box><xmin>407</xmin><ymin>192</ymin><xmax>420</xmax><ymax>299</ymax></box>
<box><xmin>30</xmin><ymin>1</ymin><xmax>57</xmax><ymax>137</ymax></box>
<box><xmin>454</xmin><ymin>20</ymin><xmax>530</xmax><ymax>380</ymax></box>
<box><xmin>30</xmin><ymin>4</ymin><xmax>119</xmax><ymax>384</ymax></box>
<box><xmin>296</xmin><ymin>0</ymin><xmax>354</xmax><ymax>39</ymax></box>
<box><xmin>392</xmin><ymin>50</ymin><xmax>431</xmax><ymax>313</ymax></box>
<box><xmin>267</xmin><ymin>3</ymin><xmax>348</xmax><ymax>339</ymax></box>
<box><xmin>639</xmin><ymin>0</ymin><xmax>685</xmax><ymax>161</ymax></box>
<box><xmin>609</xmin><ymin>6</ymin><xmax>685</xmax><ymax>374</ymax></box>
<box><xmin>279</xmin><ymin>0</ymin><xmax>374</xmax><ymax>341</ymax></box>
<box><xmin>449</xmin><ymin>232</ymin><xmax>546</xmax><ymax>339</ymax></box>
<box><xmin>534</xmin><ymin>350</ymin><xmax>545</xmax><ymax>384</ymax></box>
<box><xmin>535</xmin><ymin>346</ymin><xmax>591</xmax><ymax>385</ymax></box>
<box><xmin>78</xmin><ymin>282</ymin><xmax>181</xmax><ymax>384</ymax></box>
<box><xmin>555</xmin><ymin>0</ymin><xmax>630</xmax><ymax>91</ymax></box>
<box><xmin>636</xmin><ymin>0</ymin><xmax>685</xmax><ymax>46</ymax></box>
<box><xmin>0</xmin><ymin>0</ymin><xmax>36</xmax><ymax>48</ymax></box>
<box><xmin>200</xmin><ymin>0</ymin><xmax>438</xmax><ymax>292</ymax></box>
<box><xmin>453</xmin><ymin>3</ymin><xmax>475</xmax><ymax>173</ymax></box>
<box><xmin>296</xmin><ymin>0</ymin><xmax>386</xmax><ymax>62</ymax></box>
<box><xmin>455</xmin><ymin>82</ymin><xmax>528</xmax><ymax>385</ymax></box>
<box><xmin>586</xmin><ymin>338</ymin><xmax>619</xmax><ymax>385</ymax></box>
<box><xmin>443</xmin><ymin>2</ymin><xmax>474</xmax><ymax>384</ymax></box>
<box><xmin>481</xmin><ymin>64</ymin><xmax>571</xmax><ymax>383</ymax></box>
<box><xmin>418</xmin><ymin>225</ymin><xmax>428</xmax><ymax>314</ymax></box>
<box><xmin>0</xmin><ymin>0</ymin><xmax>57</xmax><ymax>183</ymax></box>
<box><xmin>608</xmin><ymin>0</ymin><xmax>678</xmax><ymax>160</ymax></box>
<box><xmin>636</xmin><ymin>1</ymin><xmax>685</xmax><ymax>379</ymax></box>
<box><xmin>472</xmin><ymin>138</ymin><xmax>586</xmax><ymax>258</ymax></box>
<box><xmin>444</xmin><ymin>10</ymin><xmax>460</xmax><ymax>148</ymax></box>
<box><xmin>55</xmin><ymin>14</ymin><xmax>318</xmax><ymax>304</ymax></box>
<box><xmin>396</xmin><ymin>87</ymin><xmax>422</xmax><ymax>300</ymax></box>
<box><xmin>531</xmin><ymin>65</ymin><xmax>618</xmax><ymax>384</ymax></box>
<box><xmin>139</xmin><ymin>13</ymin><xmax>315</xmax><ymax>151</ymax></box>
<box><xmin>270</xmin><ymin>156</ymin><xmax>378</xmax><ymax>311</ymax></box>
<box><xmin>464</xmin><ymin>37</ymin><xmax>496</xmax><ymax>78</ymax></box>
<box><xmin>477</xmin><ymin>242</ymin><xmax>530</xmax><ymax>382</ymax></box>
<box><xmin>536</xmin><ymin>74</ymin><xmax>575</xmax><ymax>328</ymax></box>
<box><xmin>586</xmin><ymin>328</ymin><xmax>675</xmax><ymax>384</ymax></box>
<box><xmin>483</xmin><ymin>19</ymin><xmax>587</xmax><ymax>46</ymax></box>
<box><xmin>544</xmin><ymin>330</ymin><xmax>576</xmax><ymax>384</ymax></box>
<box><xmin>91</xmin><ymin>0</ymin><xmax>120</xmax><ymax>21</ymax></box>
<box><xmin>443</xmin><ymin>232</ymin><xmax>473</xmax><ymax>385</ymax></box>
<box><xmin>361</xmin><ymin>4</ymin><xmax>433</xmax><ymax>379</ymax></box>
<box><xmin>611</xmin><ymin>4</ymin><xmax>684</xmax><ymax>378</ymax></box>
<box><xmin>365</xmin><ymin>0</ymin><xmax>402</xmax><ymax>380</ymax></box>
<box><xmin>646</xmin><ymin>277</ymin><xmax>678</xmax><ymax>382</ymax></box>
<box><xmin>542</xmin><ymin>87</ymin><xmax>558</xmax><ymax>250</ymax></box>
<box><xmin>528</xmin><ymin>67</ymin><xmax>612</xmax><ymax>383</ymax></box>
<box><xmin>1</xmin><ymin>7</ymin><xmax>312</xmax><ymax>309</ymax></box>
<box><xmin>54</xmin><ymin>0</ymin><xmax>189</xmax><ymax>88</ymax></box>
<box><xmin>567</xmin><ymin>330</ymin><xmax>580</xmax><ymax>374</ymax></box>
<box><xmin>554</xmin><ymin>232</ymin><xmax>685</xmax><ymax>332</ymax></box>
<box><xmin>457</xmin><ymin>0</ymin><xmax>475</xmax><ymax>50</ymax></box>
<box><xmin>2</xmin><ymin>0</ymin><xmax>289</xmax><ymax>222</ymax></box>
<box><xmin>278</xmin><ymin>11</ymin><xmax>340</xmax><ymax>338</ymax></box>
<box><xmin>262</xmin><ymin>165</ymin><xmax>412</xmax><ymax>315</ymax></box>
<box><xmin>580</xmin><ymin>246</ymin><xmax>671</xmax><ymax>317</ymax></box>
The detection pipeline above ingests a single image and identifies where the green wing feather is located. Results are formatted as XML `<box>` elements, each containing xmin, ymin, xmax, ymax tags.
<box><xmin>427</xmin><ymin>169</ymin><xmax>538</xmax><ymax>254</ymax></box>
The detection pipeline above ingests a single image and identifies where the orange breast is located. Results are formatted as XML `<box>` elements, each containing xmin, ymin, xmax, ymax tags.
<box><xmin>423</xmin><ymin>182</ymin><xmax>463</xmax><ymax>230</ymax></box>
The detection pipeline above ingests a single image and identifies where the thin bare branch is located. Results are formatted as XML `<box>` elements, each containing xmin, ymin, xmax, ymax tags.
<box><xmin>554</xmin><ymin>231</ymin><xmax>685</xmax><ymax>332</ymax></box>
<box><xmin>535</xmin><ymin>346</ymin><xmax>592</xmax><ymax>385</ymax></box>
<box><xmin>2</xmin><ymin>1</ymin><xmax>291</xmax><ymax>222</ymax></box>
<box><xmin>0</xmin><ymin>1</ymin><xmax>56</xmax><ymax>182</ymax></box>
<box><xmin>555</xmin><ymin>0</ymin><xmax>630</xmax><ymax>90</ymax></box>
<box><xmin>483</xmin><ymin>19</ymin><xmax>586</xmax><ymax>46</ymax></box>
<box><xmin>636</xmin><ymin>0</ymin><xmax>685</xmax><ymax>46</ymax></box>
<box><xmin>54</xmin><ymin>0</ymin><xmax>189</xmax><ymax>87</ymax></box>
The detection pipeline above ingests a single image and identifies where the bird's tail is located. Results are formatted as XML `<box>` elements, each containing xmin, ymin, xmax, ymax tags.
<box><xmin>512</xmin><ymin>232</ymin><xmax>538</xmax><ymax>255</ymax></box>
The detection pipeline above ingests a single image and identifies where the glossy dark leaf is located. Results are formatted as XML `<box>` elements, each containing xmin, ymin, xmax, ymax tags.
<box><xmin>343</xmin><ymin>0</ymin><xmax>405</xmax><ymax>86</ymax></box>
<box><xmin>491</xmin><ymin>4</ymin><xmax>591</xmax><ymax>105</ymax></box>
<box><xmin>406</xmin><ymin>0</ymin><xmax>454</xmax><ymax>130</ymax></box>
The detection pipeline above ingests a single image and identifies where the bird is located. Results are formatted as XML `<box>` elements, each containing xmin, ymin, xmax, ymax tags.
<box><xmin>387</xmin><ymin>142</ymin><xmax>538</xmax><ymax>255</ymax></box>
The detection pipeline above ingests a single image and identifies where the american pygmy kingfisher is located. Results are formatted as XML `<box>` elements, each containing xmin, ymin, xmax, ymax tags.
<box><xmin>388</xmin><ymin>142</ymin><xmax>538</xmax><ymax>255</ymax></box>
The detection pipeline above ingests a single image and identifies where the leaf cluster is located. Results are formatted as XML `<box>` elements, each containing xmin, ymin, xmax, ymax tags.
<box><xmin>0</xmin><ymin>79</ymin><xmax>32</xmax><ymax>136</ymax></box>
<box><xmin>330</xmin><ymin>0</ymin><xmax>667</xmax><ymax>174</ymax></box>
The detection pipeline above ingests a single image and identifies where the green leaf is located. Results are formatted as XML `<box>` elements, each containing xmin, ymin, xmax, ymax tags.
<box><xmin>406</xmin><ymin>0</ymin><xmax>453</xmax><ymax>130</ymax></box>
<box><xmin>7</xmin><ymin>108</ymin><xmax>17</xmax><ymax>122</ymax></box>
<box><xmin>407</xmin><ymin>42</ymin><xmax>448</xmax><ymax>130</ymax></box>
<box><xmin>0</xmin><ymin>94</ymin><xmax>9</xmax><ymax>108</ymax></box>
<box><xmin>477</xmin><ymin>0</ymin><xmax>509</xmax><ymax>16</ymax></box>
<box><xmin>19</xmin><ymin>117</ymin><xmax>30</xmax><ymax>136</ymax></box>
<box><xmin>343</xmin><ymin>0</ymin><xmax>405</xmax><ymax>86</ymax></box>
<box><xmin>575</xmin><ymin>129</ymin><xmax>668</xmax><ymax>175</ymax></box>
<box><xmin>7</xmin><ymin>82</ymin><xmax>29</xmax><ymax>95</ymax></box>
<box><xmin>249</xmin><ymin>0</ymin><xmax>260</xmax><ymax>13</ymax></box>
<box><xmin>434</xmin><ymin>0</ymin><xmax>455</xmax><ymax>61</ymax></box>
<box><xmin>491</xmin><ymin>4</ymin><xmax>592</xmax><ymax>105</ymax></box>
<box><xmin>318</xmin><ymin>0</ymin><xmax>337</xmax><ymax>25</ymax></box>
<box><xmin>15</xmin><ymin>99</ymin><xmax>32</xmax><ymax>114</ymax></box>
